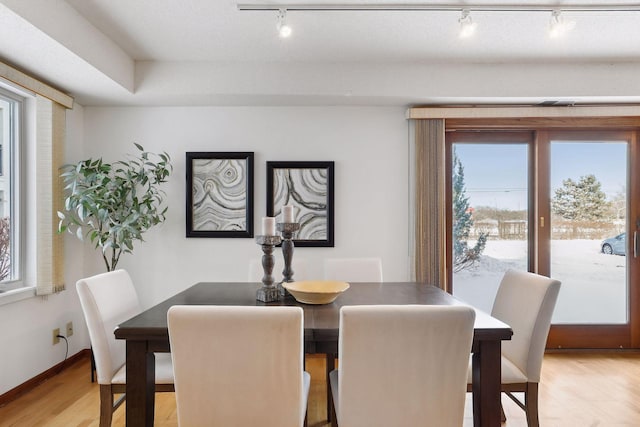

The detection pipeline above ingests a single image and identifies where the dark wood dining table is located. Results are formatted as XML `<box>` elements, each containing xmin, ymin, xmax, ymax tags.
<box><xmin>115</xmin><ymin>282</ymin><xmax>512</xmax><ymax>427</ymax></box>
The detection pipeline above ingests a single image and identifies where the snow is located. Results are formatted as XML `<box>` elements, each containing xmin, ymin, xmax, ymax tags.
<box><xmin>453</xmin><ymin>239</ymin><xmax>627</xmax><ymax>324</ymax></box>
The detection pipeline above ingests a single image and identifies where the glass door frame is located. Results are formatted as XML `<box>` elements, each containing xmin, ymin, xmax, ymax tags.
<box><xmin>445</xmin><ymin>128</ymin><xmax>640</xmax><ymax>349</ymax></box>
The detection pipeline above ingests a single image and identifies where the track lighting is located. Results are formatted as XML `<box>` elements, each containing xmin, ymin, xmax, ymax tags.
<box><xmin>458</xmin><ymin>9</ymin><xmax>477</xmax><ymax>38</ymax></box>
<box><xmin>549</xmin><ymin>10</ymin><xmax>576</xmax><ymax>38</ymax></box>
<box><xmin>277</xmin><ymin>9</ymin><xmax>292</xmax><ymax>38</ymax></box>
<box><xmin>236</xmin><ymin>3</ymin><xmax>636</xmax><ymax>40</ymax></box>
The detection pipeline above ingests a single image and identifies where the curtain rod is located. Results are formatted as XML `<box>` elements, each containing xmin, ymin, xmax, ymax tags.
<box><xmin>237</xmin><ymin>3</ymin><xmax>640</xmax><ymax>12</ymax></box>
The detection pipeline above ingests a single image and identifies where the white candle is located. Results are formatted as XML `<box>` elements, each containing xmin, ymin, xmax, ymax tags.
<box><xmin>282</xmin><ymin>205</ymin><xmax>294</xmax><ymax>223</ymax></box>
<box><xmin>262</xmin><ymin>217</ymin><xmax>276</xmax><ymax>236</ymax></box>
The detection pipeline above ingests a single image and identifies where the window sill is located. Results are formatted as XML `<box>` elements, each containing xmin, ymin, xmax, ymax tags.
<box><xmin>0</xmin><ymin>286</ymin><xmax>36</xmax><ymax>306</ymax></box>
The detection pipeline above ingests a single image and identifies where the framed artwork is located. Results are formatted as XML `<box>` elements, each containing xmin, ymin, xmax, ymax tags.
<box><xmin>186</xmin><ymin>152</ymin><xmax>254</xmax><ymax>238</ymax></box>
<box><xmin>266</xmin><ymin>161</ymin><xmax>335</xmax><ymax>247</ymax></box>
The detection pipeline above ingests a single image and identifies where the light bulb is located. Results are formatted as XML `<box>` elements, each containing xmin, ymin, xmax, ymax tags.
<box><xmin>458</xmin><ymin>9</ymin><xmax>477</xmax><ymax>38</ymax></box>
<box><xmin>277</xmin><ymin>9</ymin><xmax>292</xmax><ymax>38</ymax></box>
<box><xmin>278</xmin><ymin>23</ymin><xmax>292</xmax><ymax>38</ymax></box>
<box><xmin>549</xmin><ymin>10</ymin><xmax>576</xmax><ymax>38</ymax></box>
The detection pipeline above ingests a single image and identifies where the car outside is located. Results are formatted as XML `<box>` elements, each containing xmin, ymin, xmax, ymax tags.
<box><xmin>601</xmin><ymin>232</ymin><xmax>626</xmax><ymax>255</ymax></box>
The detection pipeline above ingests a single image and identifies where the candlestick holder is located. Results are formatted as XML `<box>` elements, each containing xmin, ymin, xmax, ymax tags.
<box><xmin>255</xmin><ymin>235</ymin><xmax>282</xmax><ymax>302</ymax></box>
<box><xmin>277</xmin><ymin>222</ymin><xmax>301</xmax><ymax>297</ymax></box>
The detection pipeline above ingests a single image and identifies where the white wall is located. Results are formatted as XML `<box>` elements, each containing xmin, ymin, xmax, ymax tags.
<box><xmin>0</xmin><ymin>105</ymin><xmax>87</xmax><ymax>395</ymax></box>
<box><xmin>1</xmin><ymin>104</ymin><xmax>410</xmax><ymax>395</ymax></box>
<box><xmin>80</xmin><ymin>106</ymin><xmax>411</xmax><ymax>308</ymax></box>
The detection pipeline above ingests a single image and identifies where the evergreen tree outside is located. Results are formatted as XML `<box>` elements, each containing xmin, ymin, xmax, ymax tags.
<box><xmin>452</xmin><ymin>151</ymin><xmax>487</xmax><ymax>272</ymax></box>
<box><xmin>552</xmin><ymin>174</ymin><xmax>610</xmax><ymax>221</ymax></box>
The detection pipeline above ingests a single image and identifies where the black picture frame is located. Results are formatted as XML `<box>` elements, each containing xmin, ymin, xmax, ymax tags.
<box><xmin>266</xmin><ymin>161</ymin><xmax>335</xmax><ymax>247</ymax></box>
<box><xmin>186</xmin><ymin>152</ymin><xmax>254</xmax><ymax>238</ymax></box>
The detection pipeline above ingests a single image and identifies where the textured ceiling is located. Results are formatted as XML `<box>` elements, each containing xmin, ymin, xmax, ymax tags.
<box><xmin>1</xmin><ymin>0</ymin><xmax>639</xmax><ymax>106</ymax></box>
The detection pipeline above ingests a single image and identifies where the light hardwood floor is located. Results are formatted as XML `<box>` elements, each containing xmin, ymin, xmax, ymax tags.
<box><xmin>1</xmin><ymin>352</ymin><xmax>640</xmax><ymax>426</ymax></box>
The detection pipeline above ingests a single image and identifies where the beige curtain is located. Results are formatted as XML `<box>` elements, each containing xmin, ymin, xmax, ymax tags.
<box><xmin>1</xmin><ymin>61</ymin><xmax>71</xmax><ymax>295</ymax></box>
<box><xmin>414</xmin><ymin>119</ymin><xmax>448</xmax><ymax>291</ymax></box>
<box><xmin>35</xmin><ymin>96</ymin><xmax>66</xmax><ymax>295</ymax></box>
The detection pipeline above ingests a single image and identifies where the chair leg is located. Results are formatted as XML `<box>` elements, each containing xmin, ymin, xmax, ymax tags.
<box><xmin>500</xmin><ymin>402</ymin><xmax>507</xmax><ymax>422</ymax></box>
<box><xmin>99</xmin><ymin>385</ymin><xmax>114</xmax><ymax>427</ymax></box>
<box><xmin>330</xmin><ymin>403</ymin><xmax>338</xmax><ymax>427</ymax></box>
<box><xmin>91</xmin><ymin>347</ymin><xmax>96</xmax><ymax>383</ymax></box>
<box><xmin>326</xmin><ymin>353</ymin><xmax>336</xmax><ymax>422</ymax></box>
<box><xmin>524</xmin><ymin>382</ymin><xmax>540</xmax><ymax>427</ymax></box>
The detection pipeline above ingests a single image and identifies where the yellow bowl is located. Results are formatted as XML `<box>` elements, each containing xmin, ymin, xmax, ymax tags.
<box><xmin>283</xmin><ymin>280</ymin><xmax>350</xmax><ymax>305</ymax></box>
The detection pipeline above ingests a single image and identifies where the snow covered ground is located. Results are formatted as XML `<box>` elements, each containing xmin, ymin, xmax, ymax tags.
<box><xmin>453</xmin><ymin>239</ymin><xmax>627</xmax><ymax>324</ymax></box>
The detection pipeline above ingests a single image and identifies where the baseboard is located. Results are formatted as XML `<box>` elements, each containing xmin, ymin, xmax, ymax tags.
<box><xmin>0</xmin><ymin>348</ymin><xmax>90</xmax><ymax>407</ymax></box>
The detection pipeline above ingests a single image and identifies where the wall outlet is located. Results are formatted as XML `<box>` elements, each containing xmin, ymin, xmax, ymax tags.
<box><xmin>66</xmin><ymin>321</ymin><xmax>74</xmax><ymax>337</ymax></box>
<box><xmin>52</xmin><ymin>328</ymin><xmax>60</xmax><ymax>345</ymax></box>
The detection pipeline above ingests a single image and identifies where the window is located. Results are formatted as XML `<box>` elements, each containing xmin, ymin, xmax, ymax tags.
<box><xmin>0</xmin><ymin>88</ymin><xmax>23</xmax><ymax>294</ymax></box>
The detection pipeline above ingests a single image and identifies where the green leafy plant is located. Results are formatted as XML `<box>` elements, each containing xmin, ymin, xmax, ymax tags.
<box><xmin>58</xmin><ymin>144</ymin><xmax>172</xmax><ymax>271</ymax></box>
<box><xmin>452</xmin><ymin>151</ymin><xmax>487</xmax><ymax>273</ymax></box>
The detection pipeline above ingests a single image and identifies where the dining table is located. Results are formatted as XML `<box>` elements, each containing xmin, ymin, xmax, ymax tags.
<box><xmin>115</xmin><ymin>281</ymin><xmax>512</xmax><ymax>427</ymax></box>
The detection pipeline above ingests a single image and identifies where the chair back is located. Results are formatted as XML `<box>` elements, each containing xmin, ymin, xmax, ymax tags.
<box><xmin>168</xmin><ymin>305</ymin><xmax>307</xmax><ymax>427</ymax></box>
<box><xmin>337</xmin><ymin>305</ymin><xmax>475</xmax><ymax>427</ymax></box>
<box><xmin>324</xmin><ymin>257</ymin><xmax>383</xmax><ymax>282</ymax></box>
<box><xmin>491</xmin><ymin>269</ymin><xmax>561</xmax><ymax>382</ymax></box>
<box><xmin>76</xmin><ymin>269</ymin><xmax>142</xmax><ymax>385</ymax></box>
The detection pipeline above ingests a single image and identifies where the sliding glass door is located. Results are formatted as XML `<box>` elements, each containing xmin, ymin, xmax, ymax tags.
<box><xmin>549</xmin><ymin>137</ymin><xmax>628</xmax><ymax>324</ymax></box>
<box><xmin>448</xmin><ymin>133</ymin><xmax>531</xmax><ymax>313</ymax></box>
<box><xmin>447</xmin><ymin>130</ymin><xmax>639</xmax><ymax>348</ymax></box>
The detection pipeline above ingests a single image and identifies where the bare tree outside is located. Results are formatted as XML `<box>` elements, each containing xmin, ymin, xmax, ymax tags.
<box><xmin>0</xmin><ymin>217</ymin><xmax>10</xmax><ymax>281</ymax></box>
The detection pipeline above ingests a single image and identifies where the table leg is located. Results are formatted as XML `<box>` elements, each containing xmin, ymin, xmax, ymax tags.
<box><xmin>472</xmin><ymin>340</ymin><xmax>502</xmax><ymax>427</ymax></box>
<box><xmin>126</xmin><ymin>341</ymin><xmax>156</xmax><ymax>427</ymax></box>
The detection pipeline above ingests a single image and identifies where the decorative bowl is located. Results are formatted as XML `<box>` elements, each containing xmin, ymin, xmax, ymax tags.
<box><xmin>283</xmin><ymin>280</ymin><xmax>350</xmax><ymax>305</ymax></box>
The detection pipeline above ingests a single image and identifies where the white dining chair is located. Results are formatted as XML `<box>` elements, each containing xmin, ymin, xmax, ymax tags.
<box><xmin>76</xmin><ymin>269</ymin><xmax>174</xmax><ymax>427</ymax></box>
<box><xmin>323</xmin><ymin>256</ymin><xmax>384</xmax><ymax>420</ymax></box>
<box><xmin>329</xmin><ymin>305</ymin><xmax>475</xmax><ymax>427</ymax></box>
<box><xmin>168</xmin><ymin>305</ymin><xmax>310</xmax><ymax>427</ymax></box>
<box><xmin>467</xmin><ymin>269</ymin><xmax>561</xmax><ymax>427</ymax></box>
<box><xmin>324</xmin><ymin>257</ymin><xmax>383</xmax><ymax>282</ymax></box>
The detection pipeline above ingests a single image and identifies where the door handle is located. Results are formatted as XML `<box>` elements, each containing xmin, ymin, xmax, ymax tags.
<box><xmin>635</xmin><ymin>231</ymin><xmax>638</xmax><ymax>258</ymax></box>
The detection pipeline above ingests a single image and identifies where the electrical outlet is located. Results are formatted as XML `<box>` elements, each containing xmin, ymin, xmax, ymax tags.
<box><xmin>66</xmin><ymin>321</ymin><xmax>73</xmax><ymax>337</ymax></box>
<box><xmin>52</xmin><ymin>328</ymin><xmax>60</xmax><ymax>345</ymax></box>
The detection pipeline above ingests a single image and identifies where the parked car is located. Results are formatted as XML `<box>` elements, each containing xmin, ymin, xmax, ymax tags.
<box><xmin>601</xmin><ymin>233</ymin><xmax>626</xmax><ymax>255</ymax></box>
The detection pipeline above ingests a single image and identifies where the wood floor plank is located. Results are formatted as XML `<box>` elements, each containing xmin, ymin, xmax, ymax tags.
<box><xmin>2</xmin><ymin>352</ymin><xmax>640</xmax><ymax>426</ymax></box>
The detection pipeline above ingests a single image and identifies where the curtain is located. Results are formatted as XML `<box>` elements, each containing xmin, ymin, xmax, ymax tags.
<box><xmin>414</xmin><ymin>119</ymin><xmax>448</xmax><ymax>291</ymax></box>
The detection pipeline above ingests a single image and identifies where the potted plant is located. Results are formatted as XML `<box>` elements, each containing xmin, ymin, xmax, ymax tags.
<box><xmin>58</xmin><ymin>143</ymin><xmax>172</xmax><ymax>271</ymax></box>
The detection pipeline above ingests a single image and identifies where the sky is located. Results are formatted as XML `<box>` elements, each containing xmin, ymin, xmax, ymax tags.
<box><xmin>455</xmin><ymin>141</ymin><xmax>627</xmax><ymax>211</ymax></box>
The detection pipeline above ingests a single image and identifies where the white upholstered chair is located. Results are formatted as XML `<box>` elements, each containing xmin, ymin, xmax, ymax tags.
<box><xmin>76</xmin><ymin>269</ymin><xmax>174</xmax><ymax>427</ymax></box>
<box><xmin>323</xmin><ymin>257</ymin><xmax>383</xmax><ymax>282</ymax></box>
<box><xmin>249</xmin><ymin>257</ymin><xmax>309</xmax><ymax>283</ymax></box>
<box><xmin>329</xmin><ymin>305</ymin><xmax>476</xmax><ymax>427</ymax></box>
<box><xmin>323</xmin><ymin>256</ymin><xmax>384</xmax><ymax>420</ymax></box>
<box><xmin>467</xmin><ymin>269</ymin><xmax>561</xmax><ymax>427</ymax></box>
<box><xmin>168</xmin><ymin>305</ymin><xmax>310</xmax><ymax>427</ymax></box>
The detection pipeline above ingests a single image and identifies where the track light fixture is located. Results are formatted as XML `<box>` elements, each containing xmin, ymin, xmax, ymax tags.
<box><xmin>239</xmin><ymin>3</ymin><xmax>640</xmax><ymax>13</ymax></box>
<box><xmin>237</xmin><ymin>3</ymin><xmax>638</xmax><ymax>40</ymax></box>
<box><xmin>458</xmin><ymin>9</ymin><xmax>477</xmax><ymax>38</ymax></box>
<box><xmin>277</xmin><ymin>8</ymin><xmax>292</xmax><ymax>38</ymax></box>
<box><xmin>549</xmin><ymin>10</ymin><xmax>576</xmax><ymax>38</ymax></box>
